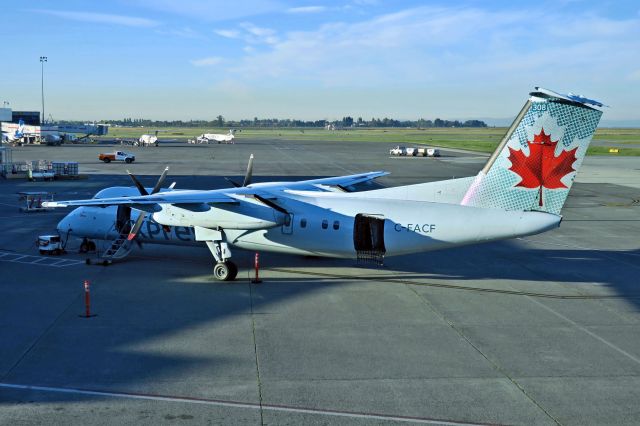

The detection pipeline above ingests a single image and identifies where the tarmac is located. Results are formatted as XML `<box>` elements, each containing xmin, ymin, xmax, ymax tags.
<box><xmin>0</xmin><ymin>138</ymin><xmax>639</xmax><ymax>425</ymax></box>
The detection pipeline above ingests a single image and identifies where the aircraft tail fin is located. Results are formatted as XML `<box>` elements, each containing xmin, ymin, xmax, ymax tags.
<box><xmin>461</xmin><ymin>88</ymin><xmax>604</xmax><ymax>215</ymax></box>
<box><xmin>16</xmin><ymin>119</ymin><xmax>25</xmax><ymax>137</ymax></box>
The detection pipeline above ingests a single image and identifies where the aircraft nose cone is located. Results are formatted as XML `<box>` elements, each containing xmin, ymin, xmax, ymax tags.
<box><xmin>57</xmin><ymin>211</ymin><xmax>75</xmax><ymax>235</ymax></box>
<box><xmin>55</xmin><ymin>212</ymin><xmax>75</xmax><ymax>247</ymax></box>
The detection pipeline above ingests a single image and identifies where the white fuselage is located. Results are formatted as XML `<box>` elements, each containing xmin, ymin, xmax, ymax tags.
<box><xmin>58</xmin><ymin>195</ymin><xmax>560</xmax><ymax>258</ymax></box>
<box><xmin>200</xmin><ymin>133</ymin><xmax>234</xmax><ymax>142</ymax></box>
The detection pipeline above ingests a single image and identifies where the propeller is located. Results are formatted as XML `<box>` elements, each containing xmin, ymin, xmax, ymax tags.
<box><xmin>242</xmin><ymin>154</ymin><xmax>254</xmax><ymax>187</ymax></box>
<box><xmin>125</xmin><ymin>167</ymin><xmax>170</xmax><ymax>245</ymax></box>
<box><xmin>225</xmin><ymin>154</ymin><xmax>254</xmax><ymax>188</ymax></box>
<box><xmin>151</xmin><ymin>166</ymin><xmax>170</xmax><ymax>195</ymax></box>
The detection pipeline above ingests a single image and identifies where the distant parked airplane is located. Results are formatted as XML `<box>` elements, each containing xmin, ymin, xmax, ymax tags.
<box><xmin>197</xmin><ymin>130</ymin><xmax>235</xmax><ymax>144</ymax></box>
<box><xmin>137</xmin><ymin>130</ymin><xmax>160</xmax><ymax>146</ymax></box>
<box><xmin>1</xmin><ymin>119</ymin><xmax>25</xmax><ymax>143</ymax></box>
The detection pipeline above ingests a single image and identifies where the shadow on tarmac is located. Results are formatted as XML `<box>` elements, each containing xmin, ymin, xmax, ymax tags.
<box><xmin>0</xmin><ymin>173</ymin><xmax>638</xmax><ymax>413</ymax></box>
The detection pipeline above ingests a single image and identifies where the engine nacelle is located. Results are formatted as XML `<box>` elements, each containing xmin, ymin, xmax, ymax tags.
<box><xmin>151</xmin><ymin>202</ymin><xmax>286</xmax><ymax>230</ymax></box>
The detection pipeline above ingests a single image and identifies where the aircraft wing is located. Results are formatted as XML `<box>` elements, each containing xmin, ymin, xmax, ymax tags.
<box><xmin>43</xmin><ymin>190</ymin><xmax>236</xmax><ymax>208</ymax></box>
<box><xmin>43</xmin><ymin>171</ymin><xmax>390</xmax><ymax>208</ymax></box>
<box><xmin>279</xmin><ymin>171</ymin><xmax>389</xmax><ymax>191</ymax></box>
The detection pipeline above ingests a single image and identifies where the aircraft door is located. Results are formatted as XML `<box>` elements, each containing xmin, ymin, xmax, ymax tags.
<box><xmin>115</xmin><ymin>205</ymin><xmax>132</xmax><ymax>235</ymax></box>
<box><xmin>353</xmin><ymin>214</ymin><xmax>386</xmax><ymax>264</ymax></box>
<box><xmin>282</xmin><ymin>213</ymin><xmax>294</xmax><ymax>235</ymax></box>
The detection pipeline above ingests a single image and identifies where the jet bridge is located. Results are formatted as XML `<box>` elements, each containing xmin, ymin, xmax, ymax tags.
<box><xmin>54</xmin><ymin>123</ymin><xmax>109</xmax><ymax>142</ymax></box>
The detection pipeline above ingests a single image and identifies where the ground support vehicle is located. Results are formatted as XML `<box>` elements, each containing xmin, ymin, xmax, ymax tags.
<box><xmin>389</xmin><ymin>146</ymin><xmax>407</xmax><ymax>156</ymax></box>
<box><xmin>18</xmin><ymin>191</ymin><xmax>55</xmax><ymax>212</ymax></box>
<box><xmin>37</xmin><ymin>235</ymin><xmax>63</xmax><ymax>255</ymax></box>
<box><xmin>98</xmin><ymin>151</ymin><xmax>136</xmax><ymax>163</ymax></box>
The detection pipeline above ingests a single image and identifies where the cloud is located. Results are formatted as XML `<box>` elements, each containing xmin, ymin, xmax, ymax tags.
<box><xmin>190</xmin><ymin>56</ymin><xmax>224</xmax><ymax>66</ymax></box>
<box><xmin>286</xmin><ymin>6</ymin><xmax>326</xmax><ymax>14</ymax></box>
<box><xmin>240</xmin><ymin>22</ymin><xmax>278</xmax><ymax>44</ymax></box>
<box><xmin>225</xmin><ymin>5</ymin><xmax>640</xmax><ymax>92</ymax></box>
<box><xmin>158</xmin><ymin>26</ymin><xmax>206</xmax><ymax>39</ymax></box>
<box><xmin>32</xmin><ymin>9</ymin><xmax>159</xmax><ymax>27</ymax></box>
<box><xmin>215</xmin><ymin>29</ymin><xmax>241</xmax><ymax>39</ymax></box>
<box><xmin>351</xmin><ymin>0</ymin><xmax>380</xmax><ymax>5</ymax></box>
<box><xmin>215</xmin><ymin>22</ymin><xmax>278</xmax><ymax>45</ymax></box>
<box><xmin>130</xmin><ymin>0</ymin><xmax>282</xmax><ymax>21</ymax></box>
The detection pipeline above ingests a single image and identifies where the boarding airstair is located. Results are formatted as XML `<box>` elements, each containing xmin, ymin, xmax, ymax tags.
<box><xmin>356</xmin><ymin>249</ymin><xmax>385</xmax><ymax>266</ymax></box>
<box><xmin>86</xmin><ymin>227</ymin><xmax>135</xmax><ymax>266</ymax></box>
<box><xmin>101</xmin><ymin>233</ymin><xmax>133</xmax><ymax>260</ymax></box>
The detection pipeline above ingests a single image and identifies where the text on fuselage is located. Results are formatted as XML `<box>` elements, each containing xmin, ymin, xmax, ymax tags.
<box><xmin>394</xmin><ymin>223</ymin><xmax>436</xmax><ymax>233</ymax></box>
<box><xmin>137</xmin><ymin>220</ymin><xmax>194</xmax><ymax>241</ymax></box>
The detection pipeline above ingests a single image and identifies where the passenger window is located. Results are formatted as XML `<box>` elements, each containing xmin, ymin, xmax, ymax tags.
<box><xmin>300</xmin><ymin>218</ymin><xmax>307</xmax><ymax>228</ymax></box>
<box><xmin>333</xmin><ymin>220</ymin><xmax>340</xmax><ymax>230</ymax></box>
<box><xmin>322</xmin><ymin>219</ymin><xmax>328</xmax><ymax>229</ymax></box>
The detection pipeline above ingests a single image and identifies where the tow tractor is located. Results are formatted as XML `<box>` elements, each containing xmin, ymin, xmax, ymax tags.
<box><xmin>37</xmin><ymin>235</ymin><xmax>63</xmax><ymax>255</ymax></box>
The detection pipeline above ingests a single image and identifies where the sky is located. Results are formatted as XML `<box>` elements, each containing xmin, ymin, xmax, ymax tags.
<box><xmin>1</xmin><ymin>0</ymin><xmax>639</xmax><ymax>125</ymax></box>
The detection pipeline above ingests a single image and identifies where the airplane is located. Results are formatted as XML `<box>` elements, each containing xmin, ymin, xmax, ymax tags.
<box><xmin>1</xmin><ymin>119</ymin><xmax>25</xmax><ymax>143</ymax></box>
<box><xmin>197</xmin><ymin>130</ymin><xmax>235</xmax><ymax>144</ymax></box>
<box><xmin>42</xmin><ymin>133</ymin><xmax>63</xmax><ymax>145</ymax></box>
<box><xmin>2</xmin><ymin>120</ymin><xmax>62</xmax><ymax>145</ymax></box>
<box><xmin>137</xmin><ymin>130</ymin><xmax>160</xmax><ymax>146</ymax></box>
<box><xmin>46</xmin><ymin>87</ymin><xmax>605</xmax><ymax>281</ymax></box>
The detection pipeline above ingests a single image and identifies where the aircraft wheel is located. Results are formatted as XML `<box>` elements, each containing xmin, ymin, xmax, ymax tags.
<box><xmin>228</xmin><ymin>262</ymin><xmax>238</xmax><ymax>280</ymax></box>
<box><xmin>214</xmin><ymin>261</ymin><xmax>237</xmax><ymax>281</ymax></box>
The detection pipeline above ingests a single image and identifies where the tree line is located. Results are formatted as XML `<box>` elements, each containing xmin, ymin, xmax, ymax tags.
<box><xmin>57</xmin><ymin>115</ymin><xmax>487</xmax><ymax>128</ymax></box>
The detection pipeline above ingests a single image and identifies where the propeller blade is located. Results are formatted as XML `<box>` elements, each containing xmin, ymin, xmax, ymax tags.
<box><xmin>168</xmin><ymin>182</ymin><xmax>177</xmax><ymax>189</ymax></box>
<box><xmin>224</xmin><ymin>177</ymin><xmax>241</xmax><ymax>188</ymax></box>
<box><xmin>253</xmin><ymin>194</ymin><xmax>288</xmax><ymax>215</ymax></box>
<box><xmin>242</xmin><ymin>154</ymin><xmax>254</xmax><ymax>187</ymax></box>
<box><xmin>151</xmin><ymin>166</ymin><xmax>170</xmax><ymax>195</ymax></box>
<box><xmin>127</xmin><ymin>170</ymin><xmax>149</xmax><ymax>196</ymax></box>
<box><xmin>127</xmin><ymin>212</ymin><xmax>146</xmax><ymax>241</ymax></box>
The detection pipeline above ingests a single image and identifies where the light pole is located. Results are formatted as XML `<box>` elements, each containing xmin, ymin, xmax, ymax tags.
<box><xmin>40</xmin><ymin>56</ymin><xmax>47</xmax><ymax>124</ymax></box>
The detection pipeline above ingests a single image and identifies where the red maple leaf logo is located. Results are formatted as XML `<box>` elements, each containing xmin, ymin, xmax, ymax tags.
<box><xmin>507</xmin><ymin>128</ymin><xmax>578</xmax><ymax>207</ymax></box>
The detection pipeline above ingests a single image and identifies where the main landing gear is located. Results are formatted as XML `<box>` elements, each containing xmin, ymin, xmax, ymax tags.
<box><xmin>205</xmin><ymin>231</ymin><xmax>238</xmax><ymax>281</ymax></box>
<box><xmin>79</xmin><ymin>237</ymin><xmax>97</xmax><ymax>253</ymax></box>
<box><xmin>213</xmin><ymin>261</ymin><xmax>238</xmax><ymax>281</ymax></box>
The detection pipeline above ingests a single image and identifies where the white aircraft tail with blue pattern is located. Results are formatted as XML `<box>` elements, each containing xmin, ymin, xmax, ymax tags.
<box><xmin>461</xmin><ymin>88</ymin><xmax>604</xmax><ymax>215</ymax></box>
<box><xmin>16</xmin><ymin>119</ymin><xmax>25</xmax><ymax>137</ymax></box>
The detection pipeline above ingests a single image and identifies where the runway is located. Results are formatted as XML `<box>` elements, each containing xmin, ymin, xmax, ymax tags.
<box><xmin>1</xmin><ymin>139</ymin><xmax>639</xmax><ymax>425</ymax></box>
